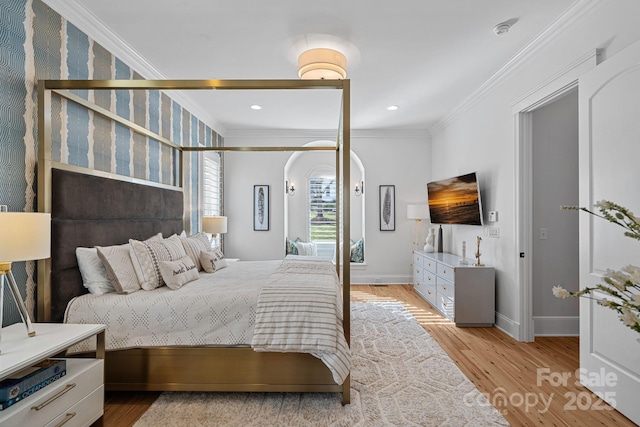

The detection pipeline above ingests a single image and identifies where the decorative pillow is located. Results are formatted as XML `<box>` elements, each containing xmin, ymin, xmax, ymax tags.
<box><xmin>76</xmin><ymin>247</ymin><xmax>114</xmax><ymax>295</ymax></box>
<box><xmin>295</xmin><ymin>240</ymin><xmax>318</xmax><ymax>256</ymax></box>
<box><xmin>96</xmin><ymin>233</ymin><xmax>163</xmax><ymax>294</ymax></box>
<box><xmin>178</xmin><ymin>232</ymin><xmax>210</xmax><ymax>270</ymax></box>
<box><xmin>129</xmin><ymin>234</ymin><xmax>187</xmax><ymax>290</ymax></box>
<box><xmin>285</xmin><ymin>237</ymin><xmax>298</xmax><ymax>255</ymax></box>
<box><xmin>199</xmin><ymin>249</ymin><xmax>228</xmax><ymax>273</ymax></box>
<box><xmin>159</xmin><ymin>256</ymin><xmax>199</xmax><ymax>290</ymax></box>
<box><xmin>350</xmin><ymin>238</ymin><xmax>364</xmax><ymax>263</ymax></box>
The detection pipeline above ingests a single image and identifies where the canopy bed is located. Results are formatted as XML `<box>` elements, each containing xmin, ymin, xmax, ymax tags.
<box><xmin>36</xmin><ymin>79</ymin><xmax>351</xmax><ymax>403</ymax></box>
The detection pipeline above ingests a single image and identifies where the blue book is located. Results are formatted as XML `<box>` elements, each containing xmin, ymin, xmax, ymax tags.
<box><xmin>0</xmin><ymin>359</ymin><xmax>66</xmax><ymax>410</ymax></box>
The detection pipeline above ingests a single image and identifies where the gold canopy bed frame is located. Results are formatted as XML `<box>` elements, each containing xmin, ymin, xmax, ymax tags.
<box><xmin>36</xmin><ymin>79</ymin><xmax>351</xmax><ymax>403</ymax></box>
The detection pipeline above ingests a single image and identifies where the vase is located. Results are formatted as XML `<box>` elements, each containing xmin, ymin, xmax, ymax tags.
<box><xmin>424</xmin><ymin>228</ymin><xmax>435</xmax><ymax>252</ymax></box>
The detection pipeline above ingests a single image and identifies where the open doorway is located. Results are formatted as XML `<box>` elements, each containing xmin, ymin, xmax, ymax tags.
<box><xmin>530</xmin><ymin>89</ymin><xmax>579</xmax><ymax>337</ymax></box>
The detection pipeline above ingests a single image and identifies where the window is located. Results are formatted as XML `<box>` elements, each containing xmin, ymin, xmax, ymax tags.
<box><xmin>202</xmin><ymin>151</ymin><xmax>223</xmax><ymax>247</ymax></box>
<box><xmin>308</xmin><ymin>176</ymin><xmax>336</xmax><ymax>242</ymax></box>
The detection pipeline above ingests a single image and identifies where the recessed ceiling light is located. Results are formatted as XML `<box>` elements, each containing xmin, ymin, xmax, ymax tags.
<box><xmin>250</xmin><ymin>105</ymin><xmax>262</xmax><ymax>110</ymax></box>
<box><xmin>387</xmin><ymin>105</ymin><xmax>399</xmax><ymax>111</ymax></box>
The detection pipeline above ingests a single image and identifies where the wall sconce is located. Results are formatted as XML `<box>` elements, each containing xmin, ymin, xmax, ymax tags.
<box><xmin>286</xmin><ymin>181</ymin><xmax>295</xmax><ymax>196</ymax></box>
<box><xmin>354</xmin><ymin>181</ymin><xmax>363</xmax><ymax>196</ymax></box>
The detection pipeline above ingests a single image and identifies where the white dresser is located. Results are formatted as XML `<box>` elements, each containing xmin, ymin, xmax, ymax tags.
<box><xmin>0</xmin><ymin>323</ymin><xmax>105</xmax><ymax>427</ymax></box>
<box><xmin>413</xmin><ymin>251</ymin><xmax>495</xmax><ymax>326</ymax></box>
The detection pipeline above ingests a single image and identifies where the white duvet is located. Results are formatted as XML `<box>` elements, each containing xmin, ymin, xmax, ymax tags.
<box><xmin>65</xmin><ymin>260</ymin><xmax>280</xmax><ymax>351</ymax></box>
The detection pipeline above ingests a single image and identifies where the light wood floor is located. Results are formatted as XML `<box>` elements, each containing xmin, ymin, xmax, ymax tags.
<box><xmin>98</xmin><ymin>285</ymin><xmax>637</xmax><ymax>426</ymax></box>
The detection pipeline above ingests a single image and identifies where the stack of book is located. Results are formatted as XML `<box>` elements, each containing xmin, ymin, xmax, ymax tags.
<box><xmin>0</xmin><ymin>359</ymin><xmax>66</xmax><ymax>410</ymax></box>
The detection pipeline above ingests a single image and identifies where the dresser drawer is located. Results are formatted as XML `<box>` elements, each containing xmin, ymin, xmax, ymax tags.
<box><xmin>437</xmin><ymin>278</ymin><xmax>454</xmax><ymax>301</ymax></box>
<box><xmin>439</xmin><ymin>295</ymin><xmax>455</xmax><ymax>320</ymax></box>
<box><xmin>413</xmin><ymin>252</ymin><xmax>423</xmax><ymax>267</ymax></box>
<box><xmin>436</xmin><ymin>262</ymin><xmax>454</xmax><ymax>281</ymax></box>
<box><xmin>1</xmin><ymin>359</ymin><xmax>103</xmax><ymax>427</ymax></box>
<box><xmin>423</xmin><ymin>282</ymin><xmax>437</xmax><ymax>306</ymax></box>
<box><xmin>44</xmin><ymin>386</ymin><xmax>103</xmax><ymax>427</ymax></box>
<box><xmin>424</xmin><ymin>271</ymin><xmax>436</xmax><ymax>287</ymax></box>
<box><xmin>423</xmin><ymin>258</ymin><xmax>436</xmax><ymax>273</ymax></box>
<box><xmin>413</xmin><ymin>265</ymin><xmax>423</xmax><ymax>284</ymax></box>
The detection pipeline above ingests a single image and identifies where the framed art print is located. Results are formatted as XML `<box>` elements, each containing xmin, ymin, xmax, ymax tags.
<box><xmin>379</xmin><ymin>185</ymin><xmax>395</xmax><ymax>231</ymax></box>
<box><xmin>253</xmin><ymin>185</ymin><xmax>270</xmax><ymax>231</ymax></box>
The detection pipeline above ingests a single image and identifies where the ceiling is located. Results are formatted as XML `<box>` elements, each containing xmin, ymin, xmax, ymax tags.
<box><xmin>44</xmin><ymin>0</ymin><xmax>577</xmax><ymax>135</ymax></box>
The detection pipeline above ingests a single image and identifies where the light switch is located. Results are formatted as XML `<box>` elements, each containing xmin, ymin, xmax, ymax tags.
<box><xmin>539</xmin><ymin>228</ymin><xmax>548</xmax><ymax>240</ymax></box>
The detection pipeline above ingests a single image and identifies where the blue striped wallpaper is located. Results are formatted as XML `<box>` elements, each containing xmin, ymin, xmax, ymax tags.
<box><xmin>0</xmin><ymin>0</ymin><xmax>223</xmax><ymax>325</ymax></box>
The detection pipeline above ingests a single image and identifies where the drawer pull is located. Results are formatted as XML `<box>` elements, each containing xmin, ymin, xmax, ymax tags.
<box><xmin>443</xmin><ymin>286</ymin><xmax>447</xmax><ymax>291</ymax></box>
<box><xmin>54</xmin><ymin>412</ymin><xmax>76</xmax><ymax>427</ymax></box>
<box><xmin>31</xmin><ymin>383</ymin><xmax>76</xmax><ymax>411</ymax></box>
<box><xmin>427</xmin><ymin>290</ymin><xmax>431</xmax><ymax>295</ymax></box>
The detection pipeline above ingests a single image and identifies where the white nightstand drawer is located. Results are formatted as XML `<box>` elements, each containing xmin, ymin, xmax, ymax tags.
<box><xmin>436</xmin><ymin>262</ymin><xmax>454</xmax><ymax>281</ymax></box>
<box><xmin>44</xmin><ymin>385</ymin><xmax>103</xmax><ymax>427</ymax></box>
<box><xmin>437</xmin><ymin>279</ymin><xmax>454</xmax><ymax>301</ymax></box>
<box><xmin>0</xmin><ymin>359</ymin><xmax>103</xmax><ymax>427</ymax></box>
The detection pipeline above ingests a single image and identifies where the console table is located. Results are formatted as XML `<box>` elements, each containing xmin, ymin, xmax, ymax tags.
<box><xmin>413</xmin><ymin>251</ymin><xmax>495</xmax><ymax>326</ymax></box>
<box><xmin>0</xmin><ymin>323</ymin><xmax>105</xmax><ymax>426</ymax></box>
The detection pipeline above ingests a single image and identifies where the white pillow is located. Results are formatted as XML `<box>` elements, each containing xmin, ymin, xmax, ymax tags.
<box><xmin>159</xmin><ymin>256</ymin><xmax>199</xmax><ymax>290</ymax></box>
<box><xmin>178</xmin><ymin>232</ymin><xmax>210</xmax><ymax>270</ymax></box>
<box><xmin>295</xmin><ymin>241</ymin><xmax>318</xmax><ymax>256</ymax></box>
<box><xmin>76</xmin><ymin>247</ymin><xmax>114</xmax><ymax>295</ymax></box>
<box><xmin>129</xmin><ymin>234</ymin><xmax>187</xmax><ymax>290</ymax></box>
<box><xmin>199</xmin><ymin>249</ymin><xmax>228</xmax><ymax>273</ymax></box>
<box><xmin>96</xmin><ymin>233</ymin><xmax>163</xmax><ymax>294</ymax></box>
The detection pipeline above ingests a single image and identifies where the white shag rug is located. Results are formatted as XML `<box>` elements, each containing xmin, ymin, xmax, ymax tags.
<box><xmin>134</xmin><ymin>302</ymin><xmax>509</xmax><ymax>426</ymax></box>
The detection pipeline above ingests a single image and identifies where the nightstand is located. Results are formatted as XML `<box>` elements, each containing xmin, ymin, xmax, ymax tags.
<box><xmin>0</xmin><ymin>323</ymin><xmax>105</xmax><ymax>426</ymax></box>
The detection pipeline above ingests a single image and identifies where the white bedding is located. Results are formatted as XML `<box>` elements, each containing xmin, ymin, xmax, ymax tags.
<box><xmin>65</xmin><ymin>257</ymin><xmax>350</xmax><ymax>384</ymax></box>
<box><xmin>65</xmin><ymin>260</ymin><xmax>280</xmax><ymax>351</ymax></box>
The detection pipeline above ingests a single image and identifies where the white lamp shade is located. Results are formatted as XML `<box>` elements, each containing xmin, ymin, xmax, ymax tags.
<box><xmin>0</xmin><ymin>212</ymin><xmax>51</xmax><ymax>261</ymax></box>
<box><xmin>202</xmin><ymin>216</ymin><xmax>227</xmax><ymax>234</ymax></box>
<box><xmin>407</xmin><ymin>204</ymin><xmax>429</xmax><ymax>220</ymax></box>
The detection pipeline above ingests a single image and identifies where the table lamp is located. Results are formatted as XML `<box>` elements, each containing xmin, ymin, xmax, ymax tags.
<box><xmin>0</xmin><ymin>212</ymin><xmax>51</xmax><ymax>349</ymax></box>
<box><xmin>202</xmin><ymin>216</ymin><xmax>227</xmax><ymax>237</ymax></box>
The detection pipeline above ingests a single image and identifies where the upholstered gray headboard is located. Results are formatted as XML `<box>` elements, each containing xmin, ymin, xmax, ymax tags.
<box><xmin>49</xmin><ymin>168</ymin><xmax>184</xmax><ymax>322</ymax></box>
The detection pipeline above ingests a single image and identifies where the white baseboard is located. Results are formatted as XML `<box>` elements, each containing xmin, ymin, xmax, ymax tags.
<box><xmin>351</xmin><ymin>275</ymin><xmax>412</xmax><ymax>285</ymax></box>
<box><xmin>533</xmin><ymin>316</ymin><xmax>579</xmax><ymax>336</ymax></box>
<box><xmin>495</xmin><ymin>312</ymin><xmax>520</xmax><ymax>340</ymax></box>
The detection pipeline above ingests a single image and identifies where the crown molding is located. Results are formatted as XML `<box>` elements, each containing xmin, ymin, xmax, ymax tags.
<box><xmin>223</xmin><ymin>128</ymin><xmax>430</xmax><ymax>140</ymax></box>
<box><xmin>40</xmin><ymin>0</ymin><xmax>227</xmax><ymax>136</ymax></box>
<box><xmin>429</xmin><ymin>0</ymin><xmax>605</xmax><ymax>136</ymax></box>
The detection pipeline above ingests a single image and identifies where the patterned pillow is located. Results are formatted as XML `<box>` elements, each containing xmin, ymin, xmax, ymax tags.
<box><xmin>159</xmin><ymin>256</ymin><xmax>199</xmax><ymax>290</ymax></box>
<box><xmin>285</xmin><ymin>237</ymin><xmax>298</xmax><ymax>255</ymax></box>
<box><xmin>350</xmin><ymin>238</ymin><xmax>364</xmax><ymax>263</ymax></box>
<box><xmin>96</xmin><ymin>233</ymin><xmax>163</xmax><ymax>294</ymax></box>
<box><xmin>129</xmin><ymin>234</ymin><xmax>188</xmax><ymax>290</ymax></box>
<box><xmin>199</xmin><ymin>249</ymin><xmax>228</xmax><ymax>273</ymax></box>
<box><xmin>178</xmin><ymin>232</ymin><xmax>210</xmax><ymax>271</ymax></box>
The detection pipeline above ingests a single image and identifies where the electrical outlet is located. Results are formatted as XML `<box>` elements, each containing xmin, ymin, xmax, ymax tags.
<box><xmin>485</xmin><ymin>227</ymin><xmax>500</xmax><ymax>238</ymax></box>
<box><xmin>488</xmin><ymin>211</ymin><xmax>498</xmax><ymax>222</ymax></box>
<box><xmin>374</xmin><ymin>277</ymin><xmax>382</xmax><ymax>283</ymax></box>
<box><xmin>0</xmin><ymin>205</ymin><xmax>7</xmax><ymax>212</ymax></box>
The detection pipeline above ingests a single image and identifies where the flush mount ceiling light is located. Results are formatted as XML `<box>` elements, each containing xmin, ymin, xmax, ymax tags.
<box><xmin>250</xmin><ymin>104</ymin><xmax>262</xmax><ymax>110</ymax></box>
<box><xmin>298</xmin><ymin>48</ymin><xmax>347</xmax><ymax>80</ymax></box>
<box><xmin>387</xmin><ymin>105</ymin><xmax>399</xmax><ymax>111</ymax></box>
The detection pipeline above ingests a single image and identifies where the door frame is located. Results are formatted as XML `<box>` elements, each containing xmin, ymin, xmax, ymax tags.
<box><xmin>512</xmin><ymin>50</ymin><xmax>598</xmax><ymax>342</ymax></box>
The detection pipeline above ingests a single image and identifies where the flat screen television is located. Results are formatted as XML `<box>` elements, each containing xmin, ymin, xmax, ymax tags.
<box><xmin>427</xmin><ymin>172</ymin><xmax>483</xmax><ymax>225</ymax></box>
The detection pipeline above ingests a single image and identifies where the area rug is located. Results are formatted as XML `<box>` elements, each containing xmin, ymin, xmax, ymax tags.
<box><xmin>134</xmin><ymin>302</ymin><xmax>509</xmax><ymax>426</ymax></box>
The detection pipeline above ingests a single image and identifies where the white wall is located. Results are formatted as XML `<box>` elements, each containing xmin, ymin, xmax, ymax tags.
<box><xmin>223</xmin><ymin>130</ymin><xmax>430</xmax><ymax>284</ymax></box>
<box><xmin>429</xmin><ymin>0</ymin><xmax>640</xmax><ymax>333</ymax></box>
